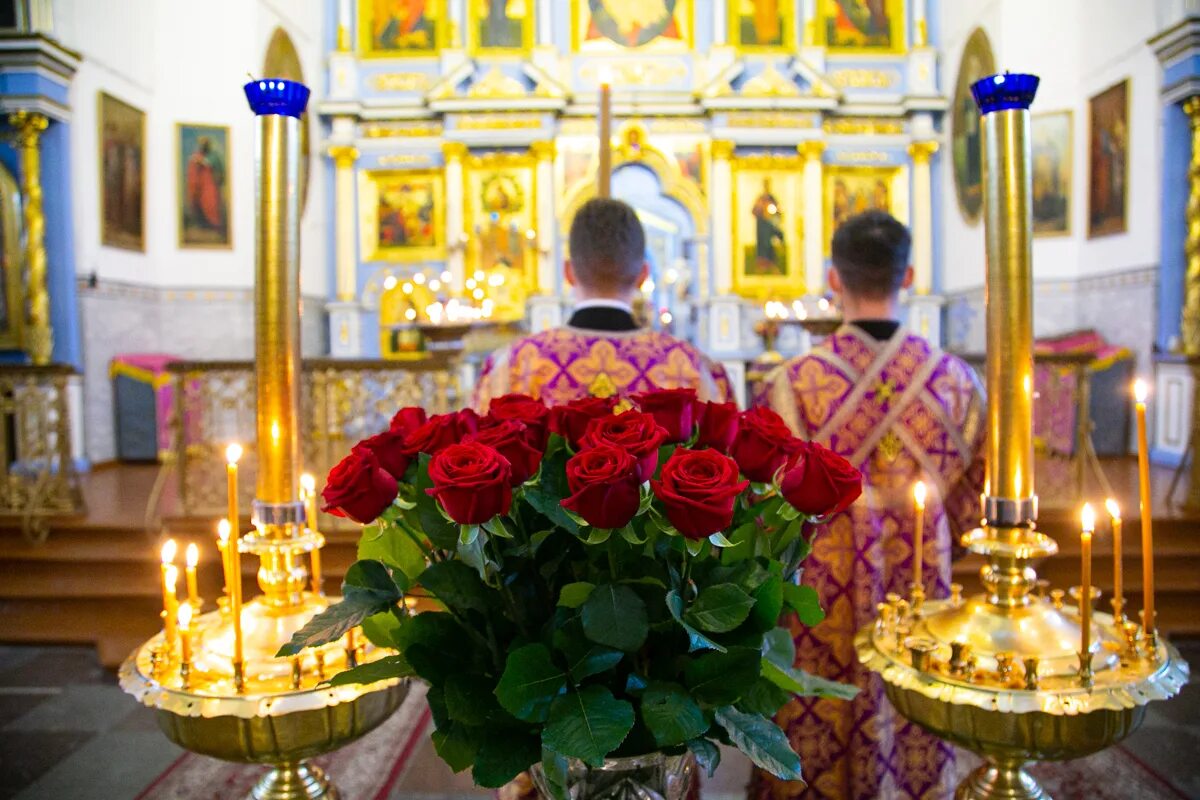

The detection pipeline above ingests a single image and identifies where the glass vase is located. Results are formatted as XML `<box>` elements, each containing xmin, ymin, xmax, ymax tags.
<box><xmin>530</xmin><ymin>752</ymin><xmax>696</xmax><ymax>800</ymax></box>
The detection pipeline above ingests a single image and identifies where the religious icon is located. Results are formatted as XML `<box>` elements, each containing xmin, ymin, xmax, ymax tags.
<box><xmin>824</xmin><ymin>167</ymin><xmax>898</xmax><ymax>254</ymax></box>
<box><xmin>951</xmin><ymin>28</ymin><xmax>995</xmax><ymax>224</ymax></box>
<box><xmin>360</xmin><ymin>170</ymin><xmax>445</xmax><ymax>261</ymax></box>
<box><xmin>733</xmin><ymin>161</ymin><xmax>802</xmax><ymax>296</ymax></box>
<box><xmin>1088</xmin><ymin>79</ymin><xmax>1129</xmax><ymax>238</ymax></box>
<box><xmin>730</xmin><ymin>0</ymin><xmax>792</xmax><ymax>50</ymax></box>
<box><xmin>468</xmin><ymin>160</ymin><xmax>536</xmax><ymax>319</ymax></box>
<box><xmin>818</xmin><ymin>0</ymin><xmax>903</xmax><ymax>51</ymax></box>
<box><xmin>360</xmin><ymin>0</ymin><xmax>439</xmax><ymax>54</ymax></box>
<box><xmin>1033</xmin><ymin>111</ymin><xmax>1073</xmax><ymax>237</ymax></box>
<box><xmin>470</xmin><ymin>0</ymin><xmax>531</xmax><ymax>51</ymax></box>
<box><xmin>575</xmin><ymin>0</ymin><xmax>692</xmax><ymax>51</ymax></box>
<box><xmin>98</xmin><ymin>92</ymin><xmax>145</xmax><ymax>251</ymax></box>
<box><xmin>177</xmin><ymin>124</ymin><xmax>231</xmax><ymax>249</ymax></box>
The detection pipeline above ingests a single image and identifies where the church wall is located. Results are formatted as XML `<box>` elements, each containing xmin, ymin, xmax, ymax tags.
<box><xmin>938</xmin><ymin>0</ymin><xmax>1162</xmax><ymax>377</ymax></box>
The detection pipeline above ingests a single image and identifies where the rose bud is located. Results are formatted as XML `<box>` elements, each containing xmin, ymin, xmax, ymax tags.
<box><xmin>562</xmin><ymin>444</ymin><xmax>642</xmax><ymax>530</ymax></box>
<box><xmin>695</xmin><ymin>401</ymin><xmax>739</xmax><ymax>452</ymax></box>
<box><xmin>651</xmin><ymin>448</ymin><xmax>749</xmax><ymax>539</ymax></box>
<box><xmin>781</xmin><ymin>442</ymin><xmax>863</xmax><ymax>517</ymax></box>
<box><xmin>402</xmin><ymin>409</ymin><xmax>479</xmax><ymax>455</ymax></box>
<box><xmin>485</xmin><ymin>393</ymin><xmax>550</xmax><ymax>449</ymax></box>
<box><xmin>425</xmin><ymin>442</ymin><xmax>513</xmax><ymax>525</ymax></box>
<box><xmin>389</xmin><ymin>406</ymin><xmax>428</xmax><ymax>435</ymax></box>
<box><xmin>730</xmin><ymin>407</ymin><xmax>798</xmax><ymax>483</ymax></box>
<box><xmin>467</xmin><ymin>419</ymin><xmax>543</xmax><ymax>486</ymax></box>
<box><xmin>321</xmin><ymin>448</ymin><xmax>399</xmax><ymax>524</ymax></box>
<box><xmin>549</xmin><ymin>396</ymin><xmax>618</xmax><ymax>448</ymax></box>
<box><xmin>633</xmin><ymin>388</ymin><xmax>699</xmax><ymax>444</ymax></box>
<box><xmin>352</xmin><ymin>428</ymin><xmax>411</xmax><ymax>480</ymax></box>
<box><xmin>581</xmin><ymin>410</ymin><xmax>669</xmax><ymax>482</ymax></box>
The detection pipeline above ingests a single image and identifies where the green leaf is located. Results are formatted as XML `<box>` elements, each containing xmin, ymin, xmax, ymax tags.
<box><xmin>357</xmin><ymin>523</ymin><xmax>426</xmax><ymax>585</ymax></box>
<box><xmin>494</xmin><ymin>644</ymin><xmax>568</xmax><ymax>723</ymax></box>
<box><xmin>762</xmin><ymin>660</ymin><xmax>860</xmax><ymax>701</ymax></box>
<box><xmin>431</xmin><ymin>723</ymin><xmax>478</xmax><ymax>773</ymax></box>
<box><xmin>581</xmin><ymin>583</ymin><xmax>648</xmax><ymax>652</ymax></box>
<box><xmin>708</xmin><ymin>531</ymin><xmax>736</xmax><ymax>548</ymax></box>
<box><xmin>683</xmin><ymin>583</ymin><xmax>756</xmax><ymax>633</ymax></box>
<box><xmin>482</xmin><ymin>516</ymin><xmax>514</xmax><ymax>539</ymax></box>
<box><xmin>684</xmin><ymin>648</ymin><xmax>761</xmax><ymax>706</ymax></box>
<box><xmin>321</xmin><ymin>654</ymin><xmax>412</xmax><ymax>688</ymax></box>
<box><xmin>783</xmin><ymin>583</ymin><xmax>825</xmax><ymax>626</ymax></box>
<box><xmin>748</xmin><ymin>570</ymin><xmax>784</xmax><ymax>633</ymax></box>
<box><xmin>720</xmin><ymin>521</ymin><xmax>757</xmax><ymax>564</ymax></box>
<box><xmin>539</xmin><ymin>747</ymin><xmax>570</xmax><ymax>800</ymax></box>
<box><xmin>665</xmin><ymin>590</ymin><xmax>727</xmax><ymax>653</ymax></box>
<box><xmin>714</xmin><ymin>705</ymin><xmax>803</xmax><ymax>781</ymax></box>
<box><xmin>566</xmin><ymin>645</ymin><xmax>624</xmax><ymax>683</ymax></box>
<box><xmin>275</xmin><ymin>560</ymin><xmax>401</xmax><ymax>656</ymax></box>
<box><xmin>762</xmin><ymin>627</ymin><xmax>796</xmax><ymax>671</ymax></box>
<box><xmin>360</xmin><ymin>609</ymin><xmax>402</xmax><ymax>648</ymax></box>
<box><xmin>619</xmin><ymin>525</ymin><xmax>647</xmax><ymax>545</ymax></box>
<box><xmin>684</xmin><ymin>537</ymin><xmax>705</xmax><ymax>556</ymax></box>
<box><xmin>445</xmin><ymin>672</ymin><xmax>501</xmax><ymax>725</ymax></box>
<box><xmin>687</xmin><ymin>738</ymin><xmax>722</xmax><ymax>778</ymax></box>
<box><xmin>418</xmin><ymin>560</ymin><xmax>491</xmax><ymax>614</ymax></box>
<box><xmin>472</xmin><ymin>732</ymin><xmax>541</xmax><ymax>788</ymax></box>
<box><xmin>394</xmin><ymin>612</ymin><xmax>468</xmax><ymax>682</ymax></box>
<box><xmin>584</xmin><ymin>527</ymin><xmax>612</xmax><ymax>545</ymax></box>
<box><xmin>543</xmin><ymin>685</ymin><xmax>635</xmax><ymax>767</ymax></box>
<box><xmin>415</xmin><ymin>453</ymin><xmax>459</xmax><ymax>549</ymax></box>
<box><xmin>737</xmin><ymin>678</ymin><xmax>792</xmax><ymax>717</ymax></box>
<box><xmin>558</xmin><ymin>582</ymin><xmax>595</xmax><ymax>608</ymax></box>
<box><xmin>459</xmin><ymin>524</ymin><xmax>481</xmax><ymax>547</ymax></box>
<box><xmin>640</xmin><ymin>682</ymin><xmax>709</xmax><ymax>748</ymax></box>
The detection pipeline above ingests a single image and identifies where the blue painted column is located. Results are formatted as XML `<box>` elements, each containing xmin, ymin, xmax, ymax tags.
<box><xmin>1158</xmin><ymin>102</ymin><xmax>1188</xmax><ymax>352</ymax></box>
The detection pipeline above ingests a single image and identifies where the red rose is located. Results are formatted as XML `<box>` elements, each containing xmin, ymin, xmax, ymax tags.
<box><xmin>321</xmin><ymin>449</ymin><xmax>398</xmax><ymax>524</ymax></box>
<box><xmin>467</xmin><ymin>419</ymin><xmax>543</xmax><ymax>485</ymax></box>
<box><xmin>781</xmin><ymin>442</ymin><xmax>863</xmax><ymax>517</ymax></box>
<box><xmin>696</xmin><ymin>401</ymin><xmax>740</xmax><ymax>452</ymax></box>
<box><xmin>730</xmin><ymin>407</ymin><xmax>799</xmax><ymax>483</ymax></box>
<box><xmin>580</xmin><ymin>410</ymin><xmax>669</xmax><ymax>482</ymax></box>
<box><xmin>402</xmin><ymin>409</ymin><xmax>479</xmax><ymax>455</ymax></box>
<box><xmin>352</xmin><ymin>429</ymin><xmax>411</xmax><ymax>479</ymax></box>
<box><xmin>389</xmin><ymin>406</ymin><xmax>428</xmax><ymax>435</ymax></box>
<box><xmin>651</xmin><ymin>448</ymin><xmax>749</xmax><ymax>539</ymax></box>
<box><xmin>486</xmin><ymin>394</ymin><xmax>550</xmax><ymax>449</ymax></box>
<box><xmin>562</xmin><ymin>444</ymin><xmax>641</xmax><ymax>529</ymax></box>
<box><xmin>425</xmin><ymin>442</ymin><xmax>513</xmax><ymax>524</ymax></box>
<box><xmin>549</xmin><ymin>396</ymin><xmax>618</xmax><ymax>448</ymax></box>
<box><xmin>634</xmin><ymin>388</ymin><xmax>700</xmax><ymax>444</ymax></box>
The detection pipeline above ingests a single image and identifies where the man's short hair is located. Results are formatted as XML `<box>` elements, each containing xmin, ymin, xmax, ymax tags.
<box><xmin>568</xmin><ymin>198</ymin><xmax>646</xmax><ymax>292</ymax></box>
<box><xmin>830</xmin><ymin>211</ymin><xmax>912</xmax><ymax>299</ymax></box>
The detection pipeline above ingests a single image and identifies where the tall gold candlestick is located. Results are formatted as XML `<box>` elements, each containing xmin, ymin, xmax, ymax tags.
<box><xmin>185</xmin><ymin>543</ymin><xmax>200</xmax><ymax>608</ymax></box>
<box><xmin>1080</xmin><ymin>503</ymin><xmax>1095</xmax><ymax>684</ymax></box>
<box><xmin>911</xmin><ymin>481</ymin><xmax>927</xmax><ymax>609</ymax></box>
<box><xmin>226</xmin><ymin>443</ymin><xmax>242</xmax><ymax>531</ymax></box>
<box><xmin>1133</xmin><ymin>380</ymin><xmax>1156</xmax><ymax>647</ymax></box>
<box><xmin>160</xmin><ymin>539</ymin><xmax>178</xmax><ymax>643</ymax></box>
<box><xmin>1105</xmin><ymin>498</ymin><xmax>1124</xmax><ymax>621</ymax></box>
<box><xmin>598</xmin><ymin>77</ymin><xmax>612</xmax><ymax>198</ymax></box>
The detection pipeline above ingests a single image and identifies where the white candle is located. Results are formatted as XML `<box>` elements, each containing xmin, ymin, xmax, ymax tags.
<box><xmin>1105</xmin><ymin>498</ymin><xmax>1123</xmax><ymax>620</ymax></box>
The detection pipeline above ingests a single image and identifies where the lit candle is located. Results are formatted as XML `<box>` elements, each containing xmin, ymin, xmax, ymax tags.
<box><xmin>216</xmin><ymin>519</ymin><xmax>233</xmax><ymax>604</ymax></box>
<box><xmin>1105</xmin><ymin>498</ymin><xmax>1123</xmax><ymax>621</ymax></box>
<box><xmin>1133</xmin><ymin>379</ymin><xmax>1156</xmax><ymax>642</ymax></box>
<box><xmin>912</xmin><ymin>481</ymin><xmax>927</xmax><ymax>599</ymax></box>
<box><xmin>1080</xmin><ymin>503</ymin><xmax>1095</xmax><ymax>659</ymax></box>
<box><xmin>160</xmin><ymin>539</ymin><xmax>178</xmax><ymax>643</ymax></box>
<box><xmin>301</xmin><ymin>473</ymin><xmax>323</xmax><ymax>595</ymax></box>
<box><xmin>598</xmin><ymin>71</ymin><xmax>612</xmax><ymax>198</ymax></box>
<box><xmin>185</xmin><ymin>543</ymin><xmax>200</xmax><ymax>608</ymax></box>
<box><xmin>177</xmin><ymin>602</ymin><xmax>193</xmax><ymax>665</ymax></box>
<box><xmin>225</xmin><ymin>443</ymin><xmax>242</xmax><ymax>533</ymax></box>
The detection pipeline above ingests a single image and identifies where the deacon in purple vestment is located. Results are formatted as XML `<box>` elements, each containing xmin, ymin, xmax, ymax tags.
<box><xmin>752</xmin><ymin>212</ymin><xmax>986</xmax><ymax>800</ymax></box>
<box><xmin>475</xmin><ymin>198</ymin><xmax>733</xmax><ymax>409</ymax></box>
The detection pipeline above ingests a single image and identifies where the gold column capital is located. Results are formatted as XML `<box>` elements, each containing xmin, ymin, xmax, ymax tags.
<box><xmin>442</xmin><ymin>141</ymin><xmax>470</xmax><ymax>161</ymax></box>
<box><xmin>797</xmin><ymin>140</ymin><xmax>826</xmax><ymax>161</ymax></box>
<box><xmin>908</xmin><ymin>140</ymin><xmax>940</xmax><ymax>163</ymax></box>
<box><xmin>529</xmin><ymin>140</ymin><xmax>556</xmax><ymax>160</ymax></box>
<box><xmin>712</xmin><ymin>140</ymin><xmax>736</xmax><ymax>161</ymax></box>
<box><xmin>7</xmin><ymin>111</ymin><xmax>49</xmax><ymax>146</ymax></box>
<box><xmin>1184</xmin><ymin>95</ymin><xmax>1200</xmax><ymax>122</ymax></box>
<box><xmin>327</xmin><ymin>144</ymin><xmax>358</xmax><ymax>168</ymax></box>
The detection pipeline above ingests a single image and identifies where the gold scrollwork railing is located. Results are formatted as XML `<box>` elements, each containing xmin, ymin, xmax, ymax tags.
<box><xmin>0</xmin><ymin>364</ymin><xmax>84</xmax><ymax>542</ymax></box>
<box><xmin>148</xmin><ymin>358</ymin><xmax>463</xmax><ymax>531</ymax></box>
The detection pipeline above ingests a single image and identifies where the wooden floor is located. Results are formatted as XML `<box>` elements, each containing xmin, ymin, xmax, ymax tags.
<box><xmin>0</xmin><ymin>456</ymin><xmax>1197</xmax><ymax>667</ymax></box>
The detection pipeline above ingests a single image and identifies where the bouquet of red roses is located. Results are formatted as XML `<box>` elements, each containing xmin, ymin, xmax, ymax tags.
<box><xmin>282</xmin><ymin>389</ymin><xmax>862</xmax><ymax>794</ymax></box>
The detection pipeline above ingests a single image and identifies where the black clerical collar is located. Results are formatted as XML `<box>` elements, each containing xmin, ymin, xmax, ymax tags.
<box><xmin>567</xmin><ymin>305</ymin><xmax>639</xmax><ymax>332</ymax></box>
<box><xmin>850</xmin><ymin>319</ymin><xmax>901</xmax><ymax>341</ymax></box>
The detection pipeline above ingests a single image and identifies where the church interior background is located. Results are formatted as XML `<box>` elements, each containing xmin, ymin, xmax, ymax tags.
<box><xmin>1</xmin><ymin>0</ymin><xmax>1200</xmax><ymax>798</ymax></box>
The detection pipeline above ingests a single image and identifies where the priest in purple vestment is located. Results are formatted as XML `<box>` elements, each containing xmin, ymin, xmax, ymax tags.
<box><xmin>474</xmin><ymin>198</ymin><xmax>733</xmax><ymax>409</ymax></box>
<box><xmin>751</xmin><ymin>212</ymin><xmax>986</xmax><ymax>800</ymax></box>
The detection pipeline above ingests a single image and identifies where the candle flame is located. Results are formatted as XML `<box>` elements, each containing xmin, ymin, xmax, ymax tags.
<box><xmin>300</xmin><ymin>473</ymin><xmax>316</xmax><ymax>494</ymax></box>
<box><xmin>1081</xmin><ymin>503</ymin><xmax>1096</xmax><ymax>534</ymax></box>
<box><xmin>597</xmin><ymin>64</ymin><xmax>612</xmax><ymax>86</ymax></box>
<box><xmin>161</xmin><ymin>539</ymin><xmax>177</xmax><ymax>565</ymax></box>
<box><xmin>164</xmin><ymin>564</ymin><xmax>178</xmax><ymax>590</ymax></box>
<box><xmin>1133</xmin><ymin>379</ymin><xmax>1148</xmax><ymax>404</ymax></box>
<box><xmin>177</xmin><ymin>602</ymin><xmax>192</xmax><ymax>629</ymax></box>
<box><xmin>217</xmin><ymin>518</ymin><xmax>231</xmax><ymax>543</ymax></box>
<box><xmin>1104</xmin><ymin>497</ymin><xmax>1120</xmax><ymax>520</ymax></box>
<box><xmin>186</xmin><ymin>543</ymin><xmax>199</xmax><ymax>568</ymax></box>
<box><xmin>225</xmin><ymin>443</ymin><xmax>243</xmax><ymax>465</ymax></box>
<box><xmin>913</xmin><ymin>481</ymin><xmax>927</xmax><ymax>509</ymax></box>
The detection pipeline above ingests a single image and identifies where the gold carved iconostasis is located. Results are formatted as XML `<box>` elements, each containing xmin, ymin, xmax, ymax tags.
<box><xmin>331</xmin><ymin>0</ymin><xmax>933</xmax><ymax>359</ymax></box>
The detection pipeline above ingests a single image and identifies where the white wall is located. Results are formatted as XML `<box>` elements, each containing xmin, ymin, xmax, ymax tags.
<box><xmin>939</xmin><ymin>0</ymin><xmax>1161</xmax><ymax>292</ymax></box>
<box><xmin>58</xmin><ymin>0</ymin><xmax>329</xmax><ymax>296</ymax></box>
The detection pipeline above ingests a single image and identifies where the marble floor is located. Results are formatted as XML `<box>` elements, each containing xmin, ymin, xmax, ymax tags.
<box><xmin>1</xmin><ymin>642</ymin><xmax>1197</xmax><ymax>800</ymax></box>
